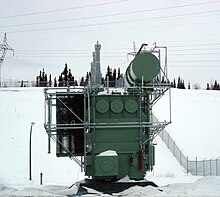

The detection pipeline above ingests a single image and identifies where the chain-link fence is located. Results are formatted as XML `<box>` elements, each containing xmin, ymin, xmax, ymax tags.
<box><xmin>159</xmin><ymin>129</ymin><xmax>220</xmax><ymax>176</ymax></box>
<box><xmin>0</xmin><ymin>80</ymin><xmax>35</xmax><ymax>87</ymax></box>
<box><xmin>155</xmin><ymin>116</ymin><xmax>220</xmax><ymax>176</ymax></box>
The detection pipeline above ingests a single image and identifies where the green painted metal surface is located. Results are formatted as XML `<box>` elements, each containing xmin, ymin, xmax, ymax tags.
<box><xmin>125</xmin><ymin>52</ymin><xmax>160</xmax><ymax>85</ymax></box>
<box><xmin>54</xmin><ymin>50</ymin><xmax>160</xmax><ymax>181</ymax></box>
<box><xmin>95</xmin><ymin>155</ymin><xmax>119</xmax><ymax>177</ymax></box>
<box><xmin>85</xmin><ymin>93</ymin><xmax>154</xmax><ymax>180</ymax></box>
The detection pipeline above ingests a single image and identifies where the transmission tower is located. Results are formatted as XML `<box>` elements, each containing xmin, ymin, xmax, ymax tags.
<box><xmin>0</xmin><ymin>33</ymin><xmax>14</xmax><ymax>87</ymax></box>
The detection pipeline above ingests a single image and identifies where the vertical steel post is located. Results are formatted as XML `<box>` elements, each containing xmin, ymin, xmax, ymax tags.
<box><xmin>40</xmin><ymin>172</ymin><xmax>43</xmax><ymax>185</ymax></box>
<box><xmin>29</xmin><ymin>122</ymin><xmax>35</xmax><ymax>180</ymax></box>
<box><xmin>187</xmin><ymin>156</ymin><xmax>189</xmax><ymax>173</ymax></box>
<box><xmin>47</xmin><ymin>95</ymin><xmax>52</xmax><ymax>153</ymax></box>
<box><xmin>216</xmin><ymin>157</ymin><xmax>219</xmax><ymax>176</ymax></box>
<box><xmin>196</xmin><ymin>157</ymin><xmax>197</xmax><ymax>176</ymax></box>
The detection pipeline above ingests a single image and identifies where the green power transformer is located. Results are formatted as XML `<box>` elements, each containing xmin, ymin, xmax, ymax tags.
<box><xmin>85</xmin><ymin>93</ymin><xmax>154</xmax><ymax>180</ymax></box>
<box><xmin>44</xmin><ymin>43</ymin><xmax>171</xmax><ymax>182</ymax></box>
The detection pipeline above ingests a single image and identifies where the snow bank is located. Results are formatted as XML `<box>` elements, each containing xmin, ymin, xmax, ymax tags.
<box><xmin>1</xmin><ymin>87</ymin><xmax>220</xmax><ymax>196</ymax></box>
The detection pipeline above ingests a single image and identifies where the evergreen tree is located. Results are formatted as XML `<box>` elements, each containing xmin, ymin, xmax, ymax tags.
<box><xmin>112</xmin><ymin>68</ymin><xmax>117</xmax><ymax>87</ymax></box>
<box><xmin>85</xmin><ymin>72</ymin><xmax>89</xmax><ymax>86</ymax></box>
<box><xmin>80</xmin><ymin>77</ymin><xmax>85</xmax><ymax>86</ymax></box>
<box><xmin>36</xmin><ymin>76</ymin><xmax>39</xmax><ymax>87</ymax></box>
<box><xmin>177</xmin><ymin>76</ymin><xmax>185</xmax><ymax>89</ymax></box>
<box><xmin>35</xmin><ymin>68</ymin><xmax>51</xmax><ymax>87</ymax></box>
<box><xmin>39</xmin><ymin>70</ymin><xmax>43</xmax><ymax>86</ymax></box>
<box><xmin>57</xmin><ymin>63</ymin><xmax>77</xmax><ymax>86</ymax></box>
<box><xmin>48</xmin><ymin>74</ymin><xmax>52</xmax><ymax>87</ymax></box>
<box><xmin>21</xmin><ymin>80</ymin><xmax>24</xmax><ymax>87</ymax></box>
<box><xmin>117</xmin><ymin>68</ymin><xmax>121</xmax><ymax>80</ymax></box>
<box><xmin>68</xmin><ymin>69</ymin><xmax>72</xmax><ymax>84</ymax></box>
<box><xmin>105</xmin><ymin>66</ymin><xmax>114</xmax><ymax>87</ymax></box>
<box><xmin>105</xmin><ymin>66</ymin><xmax>112</xmax><ymax>81</ymax></box>
<box><xmin>44</xmin><ymin>74</ymin><xmax>48</xmax><ymax>87</ymax></box>
<box><xmin>54</xmin><ymin>77</ymin><xmax>57</xmax><ymax>87</ymax></box>
<box><xmin>206</xmin><ymin>83</ymin><xmax>210</xmax><ymax>90</ymax></box>
<box><xmin>188</xmin><ymin>82</ymin><xmax>191</xmax><ymax>89</ymax></box>
<box><xmin>62</xmin><ymin>63</ymin><xmax>68</xmax><ymax>86</ymax></box>
<box><xmin>113</xmin><ymin>68</ymin><xmax>117</xmax><ymax>80</ymax></box>
<box><xmin>213</xmin><ymin>80</ymin><xmax>219</xmax><ymax>90</ymax></box>
<box><xmin>58</xmin><ymin>75</ymin><xmax>63</xmax><ymax>87</ymax></box>
<box><xmin>74</xmin><ymin>80</ymin><xmax>78</xmax><ymax>86</ymax></box>
<box><xmin>173</xmin><ymin>78</ymin><xmax>176</xmax><ymax>88</ymax></box>
<box><xmin>42</xmin><ymin>69</ymin><xmax>45</xmax><ymax>81</ymax></box>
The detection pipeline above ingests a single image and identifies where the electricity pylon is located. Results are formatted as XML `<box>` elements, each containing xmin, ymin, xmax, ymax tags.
<box><xmin>0</xmin><ymin>33</ymin><xmax>14</xmax><ymax>87</ymax></box>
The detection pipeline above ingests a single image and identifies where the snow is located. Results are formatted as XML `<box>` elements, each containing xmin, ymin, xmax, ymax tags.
<box><xmin>98</xmin><ymin>150</ymin><xmax>118</xmax><ymax>156</ymax></box>
<box><xmin>97</xmin><ymin>87</ymin><xmax>127</xmax><ymax>95</ymax></box>
<box><xmin>0</xmin><ymin>87</ymin><xmax>220</xmax><ymax>196</ymax></box>
<box><xmin>154</xmin><ymin>88</ymin><xmax>220</xmax><ymax>159</ymax></box>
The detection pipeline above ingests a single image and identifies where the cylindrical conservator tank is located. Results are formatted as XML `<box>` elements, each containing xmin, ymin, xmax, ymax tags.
<box><xmin>125</xmin><ymin>51</ymin><xmax>160</xmax><ymax>86</ymax></box>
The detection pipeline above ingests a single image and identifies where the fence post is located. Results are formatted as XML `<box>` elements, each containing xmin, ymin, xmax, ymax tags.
<box><xmin>196</xmin><ymin>157</ymin><xmax>197</xmax><ymax>176</ymax></box>
<box><xmin>187</xmin><ymin>156</ymin><xmax>189</xmax><ymax>173</ymax></box>
<box><xmin>40</xmin><ymin>173</ymin><xmax>43</xmax><ymax>185</ymax></box>
<box><xmin>210</xmin><ymin>158</ymin><xmax>212</xmax><ymax>176</ymax></box>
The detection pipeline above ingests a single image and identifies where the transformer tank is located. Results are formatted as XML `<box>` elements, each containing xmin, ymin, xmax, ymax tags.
<box><xmin>44</xmin><ymin>42</ymin><xmax>171</xmax><ymax>182</ymax></box>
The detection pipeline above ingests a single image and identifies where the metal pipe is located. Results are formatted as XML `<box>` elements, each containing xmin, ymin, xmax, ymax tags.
<box><xmin>47</xmin><ymin>96</ymin><xmax>52</xmax><ymax>154</ymax></box>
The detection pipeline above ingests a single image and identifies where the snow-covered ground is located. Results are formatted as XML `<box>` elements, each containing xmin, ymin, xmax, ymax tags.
<box><xmin>1</xmin><ymin>87</ymin><xmax>220</xmax><ymax>196</ymax></box>
<box><xmin>154</xmin><ymin>88</ymin><xmax>220</xmax><ymax>159</ymax></box>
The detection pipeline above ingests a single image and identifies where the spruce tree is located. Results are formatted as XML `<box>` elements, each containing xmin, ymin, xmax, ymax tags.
<box><xmin>48</xmin><ymin>74</ymin><xmax>52</xmax><ymax>87</ymax></box>
<box><xmin>62</xmin><ymin>64</ymin><xmax>68</xmax><ymax>86</ymax></box>
<box><xmin>188</xmin><ymin>82</ymin><xmax>191</xmax><ymax>89</ymax></box>
<box><xmin>58</xmin><ymin>75</ymin><xmax>63</xmax><ymax>87</ymax></box>
<box><xmin>117</xmin><ymin>68</ymin><xmax>121</xmax><ymax>80</ymax></box>
<box><xmin>173</xmin><ymin>78</ymin><xmax>176</xmax><ymax>88</ymax></box>
<box><xmin>36</xmin><ymin>76</ymin><xmax>39</xmax><ymax>87</ymax></box>
<box><xmin>80</xmin><ymin>77</ymin><xmax>84</xmax><ymax>86</ymax></box>
<box><xmin>54</xmin><ymin>77</ymin><xmax>57</xmax><ymax>87</ymax></box>
<box><xmin>213</xmin><ymin>80</ymin><xmax>218</xmax><ymax>90</ymax></box>
<box><xmin>44</xmin><ymin>74</ymin><xmax>48</xmax><ymax>87</ymax></box>
<box><xmin>206</xmin><ymin>83</ymin><xmax>210</xmax><ymax>90</ymax></box>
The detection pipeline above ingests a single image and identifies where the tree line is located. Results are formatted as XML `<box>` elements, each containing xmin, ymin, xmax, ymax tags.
<box><xmin>34</xmin><ymin>63</ymin><xmax>220</xmax><ymax>90</ymax></box>
<box><xmin>35</xmin><ymin>63</ymin><xmax>122</xmax><ymax>87</ymax></box>
<box><xmin>170</xmin><ymin>77</ymin><xmax>220</xmax><ymax>90</ymax></box>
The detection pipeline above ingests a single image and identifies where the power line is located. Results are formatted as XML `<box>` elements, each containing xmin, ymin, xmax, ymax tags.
<box><xmin>169</xmin><ymin>43</ymin><xmax>220</xmax><ymax>48</ymax></box>
<box><xmin>170</xmin><ymin>47</ymin><xmax>220</xmax><ymax>52</ymax></box>
<box><xmin>170</xmin><ymin>60</ymin><xmax>220</xmax><ymax>62</ymax></box>
<box><xmin>5</xmin><ymin>9</ymin><xmax>220</xmax><ymax>33</ymax></box>
<box><xmin>16</xmin><ymin>48</ymin><xmax>130</xmax><ymax>52</ymax></box>
<box><xmin>1</xmin><ymin>1</ymin><xmax>220</xmax><ymax>29</ymax></box>
<box><xmin>0</xmin><ymin>0</ymin><xmax>130</xmax><ymax>19</ymax></box>
<box><xmin>14</xmin><ymin>51</ymin><xmax>220</xmax><ymax>56</ymax></box>
<box><xmin>169</xmin><ymin>52</ymin><xmax>220</xmax><ymax>56</ymax></box>
<box><xmin>15</xmin><ymin>55</ymin><xmax>125</xmax><ymax>58</ymax></box>
<box><xmin>170</xmin><ymin>65</ymin><xmax>220</xmax><ymax>67</ymax></box>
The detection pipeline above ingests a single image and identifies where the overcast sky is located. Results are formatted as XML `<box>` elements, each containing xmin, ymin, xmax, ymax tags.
<box><xmin>1</xmin><ymin>0</ymin><xmax>220</xmax><ymax>87</ymax></box>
